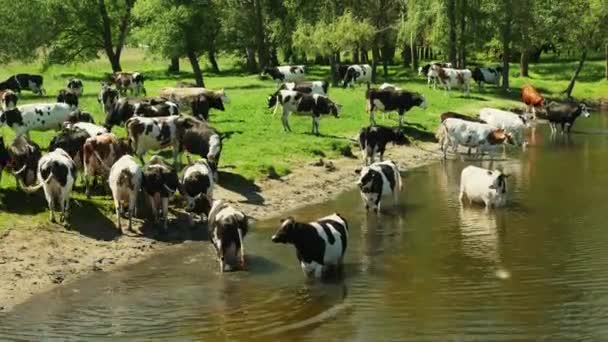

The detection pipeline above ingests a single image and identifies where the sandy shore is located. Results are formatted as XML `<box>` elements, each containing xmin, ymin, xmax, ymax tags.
<box><xmin>0</xmin><ymin>141</ymin><xmax>440</xmax><ymax>312</ymax></box>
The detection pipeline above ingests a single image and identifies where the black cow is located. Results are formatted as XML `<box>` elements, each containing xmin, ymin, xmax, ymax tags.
<box><xmin>179</xmin><ymin>123</ymin><xmax>222</xmax><ymax>179</ymax></box>
<box><xmin>1</xmin><ymin>90</ymin><xmax>18</xmax><ymax>110</ymax></box>
<box><xmin>66</xmin><ymin>78</ymin><xmax>84</xmax><ymax>96</ymax></box>
<box><xmin>66</xmin><ymin>109</ymin><xmax>95</xmax><ymax>124</ymax></box>
<box><xmin>104</xmin><ymin>98</ymin><xmax>136</xmax><ymax>130</ymax></box>
<box><xmin>8</xmin><ymin>136</ymin><xmax>42</xmax><ymax>187</ymax></box>
<box><xmin>366</xmin><ymin>88</ymin><xmax>427</xmax><ymax>127</ymax></box>
<box><xmin>49</xmin><ymin>126</ymin><xmax>91</xmax><ymax>171</ymax></box>
<box><xmin>271</xmin><ymin>213</ymin><xmax>348</xmax><ymax>278</ymax></box>
<box><xmin>56</xmin><ymin>89</ymin><xmax>79</xmax><ymax>109</ymax></box>
<box><xmin>191</xmin><ymin>93</ymin><xmax>226</xmax><ymax>121</ymax></box>
<box><xmin>142</xmin><ymin>156</ymin><xmax>179</xmax><ymax>230</ymax></box>
<box><xmin>440</xmin><ymin>111</ymin><xmax>487</xmax><ymax>123</ymax></box>
<box><xmin>0</xmin><ymin>74</ymin><xmax>45</xmax><ymax>95</ymax></box>
<box><xmin>180</xmin><ymin>159</ymin><xmax>215</xmax><ymax>223</ymax></box>
<box><xmin>544</xmin><ymin>101</ymin><xmax>591</xmax><ymax>134</ymax></box>
<box><xmin>275</xmin><ymin>90</ymin><xmax>341</xmax><ymax>135</ymax></box>
<box><xmin>359</xmin><ymin>125</ymin><xmax>409</xmax><ymax>165</ymax></box>
<box><xmin>336</xmin><ymin>64</ymin><xmax>351</xmax><ymax>81</ymax></box>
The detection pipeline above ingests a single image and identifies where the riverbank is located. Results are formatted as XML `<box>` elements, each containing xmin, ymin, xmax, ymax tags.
<box><xmin>0</xmin><ymin>141</ymin><xmax>440</xmax><ymax>312</ymax></box>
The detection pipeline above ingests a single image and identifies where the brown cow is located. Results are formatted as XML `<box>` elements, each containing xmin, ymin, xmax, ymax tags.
<box><xmin>522</xmin><ymin>84</ymin><xmax>544</xmax><ymax>119</ymax></box>
<box><xmin>82</xmin><ymin>133</ymin><xmax>131</xmax><ymax>198</ymax></box>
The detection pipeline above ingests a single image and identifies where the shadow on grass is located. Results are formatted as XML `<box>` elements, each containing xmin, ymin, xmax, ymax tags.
<box><xmin>401</xmin><ymin>123</ymin><xmax>437</xmax><ymax>143</ymax></box>
<box><xmin>0</xmin><ymin>188</ymin><xmax>47</xmax><ymax>215</ymax></box>
<box><xmin>218</xmin><ymin>170</ymin><xmax>265</xmax><ymax>205</ymax></box>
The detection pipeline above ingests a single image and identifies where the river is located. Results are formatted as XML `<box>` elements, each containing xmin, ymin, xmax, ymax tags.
<box><xmin>2</xmin><ymin>111</ymin><xmax>608</xmax><ymax>341</ymax></box>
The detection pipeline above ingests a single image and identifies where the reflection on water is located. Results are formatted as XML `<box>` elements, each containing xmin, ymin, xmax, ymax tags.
<box><xmin>3</xmin><ymin>113</ymin><xmax>608</xmax><ymax>340</ymax></box>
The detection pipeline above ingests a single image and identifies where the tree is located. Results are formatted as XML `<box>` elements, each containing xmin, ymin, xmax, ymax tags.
<box><xmin>0</xmin><ymin>1</ymin><xmax>48</xmax><ymax>63</ymax></box>
<box><xmin>45</xmin><ymin>0</ymin><xmax>136</xmax><ymax>72</ymax></box>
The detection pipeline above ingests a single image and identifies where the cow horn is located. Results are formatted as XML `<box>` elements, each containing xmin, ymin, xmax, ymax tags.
<box><xmin>163</xmin><ymin>184</ymin><xmax>176</xmax><ymax>194</ymax></box>
<box><xmin>13</xmin><ymin>164</ymin><xmax>27</xmax><ymax>175</ymax></box>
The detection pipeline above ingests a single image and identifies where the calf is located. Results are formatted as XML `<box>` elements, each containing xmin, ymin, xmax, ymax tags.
<box><xmin>271</xmin><ymin>213</ymin><xmax>348</xmax><ymax>278</ymax></box>
<box><xmin>440</xmin><ymin>111</ymin><xmax>487</xmax><ymax>123</ymax></box>
<box><xmin>8</xmin><ymin>136</ymin><xmax>42</xmax><ymax>187</ymax></box>
<box><xmin>180</xmin><ymin>159</ymin><xmax>215</xmax><ymax>224</ymax></box>
<box><xmin>428</xmin><ymin>65</ymin><xmax>472</xmax><ymax>96</ymax></box>
<box><xmin>0</xmin><ymin>74</ymin><xmax>46</xmax><ymax>95</ymax></box>
<box><xmin>419</xmin><ymin>62</ymin><xmax>452</xmax><ymax>89</ymax></box>
<box><xmin>22</xmin><ymin>148</ymin><xmax>76</xmax><ymax>225</ymax></box>
<box><xmin>545</xmin><ymin>101</ymin><xmax>591</xmax><ymax>134</ymax></box>
<box><xmin>437</xmin><ymin>118</ymin><xmax>513</xmax><ymax>160</ymax></box>
<box><xmin>261</xmin><ymin>65</ymin><xmax>306</xmax><ymax>83</ymax></box>
<box><xmin>1</xmin><ymin>89</ymin><xmax>18</xmax><ymax>110</ymax></box>
<box><xmin>472</xmin><ymin>67</ymin><xmax>502</xmax><ymax>90</ymax></box>
<box><xmin>114</xmin><ymin>72</ymin><xmax>146</xmax><ymax>96</ymax></box>
<box><xmin>66</xmin><ymin>78</ymin><xmax>84</xmax><ymax>97</ymax></box>
<box><xmin>343</xmin><ymin>64</ymin><xmax>372</xmax><ymax>88</ymax></box>
<box><xmin>366</xmin><ymin>87</ymin><xmax>426</xmax><ymax>126</ymax></box>
<box><xmin>0</xmin><ymin>103</ymin><xmax>74</xmax><ymax>137</ymax></box>
<box><xmin>98</xmin><ymin>83</ymin><xmax>120</xmax><ymax>117</ymax></box>
<box><xmin>358</xmin><ymin>125</ymin><xmax>409</xmax><ymax>165</ymax></box>
<box><xmin>142</xmin><ymin>156</ymin><xmax>179</xmax><ymax>230</ymax></box>
<box><xmin>108</xmin><ymin>155</ymin><xmax>143</xmax><ymax>234</ymax></box>
<box><xmin>357</xmin><ymin>160</ymin><xmax>402</xmax><ymax>213</ymax></box>
<box><xmin>521</xmin><ymin>84</ymin><xmax>544</xmax><ymax>118</ymax></box>
<box><xmin>275</xmin><ymin>90</ymin><xmax>340</xmax><ymax>135</ymax></box>
<box><xmin>191</xmin><ymin>91</ymin><xmax>229</xmax><ymax>121</ymax></box>
<box><xmin>56</xmin><ymin>89</ymin><xmax>79</xmax><ymax>109</ymax></box>
<box><xmin>179</xmin><ymin>123</ymin><xmax>222</xmax><ymax>179</ymax></box>
<box><xmin>459</xmin><ymin>165</ymin><xmax>508</xmax><ymax>209</ymax></box>
<box><xmin>479</xmin><ymin>108</ymin><xmax>528</xmax><ymax>147</ymax></box>
<box><xmin>82</xmin><ymin>133</ymin><xmax>131</xmax><ymax>198</ymax></box>
<box><xmin>49</xmin><ymin>126</ymin><xmax>90</xmax><ymax>171</ymax></box>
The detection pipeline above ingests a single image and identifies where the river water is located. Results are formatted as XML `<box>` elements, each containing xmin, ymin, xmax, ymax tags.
<box><xmin>2</xmin><ymin>112</ymin><xmax>608</xmax><ymax>341</ymax></box>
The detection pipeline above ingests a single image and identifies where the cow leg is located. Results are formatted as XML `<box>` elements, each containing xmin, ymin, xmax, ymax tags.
<box><xmin>369</xmin><ymin>110</ymin><xmax>376</xmax><ymax>125</ymax></box>
<box><xmin>84</xmin><ymin>175</ymin><xmax>91</xmax><ymax>199</ymax></box>
<box><xmin>281</xmin><ymin>111</ymin><xmax>290</xmax><ymax>132</ymax></box>
<box><xmin>312</xmin><ymin>116</ymin><xmax>320</xmax><ymax>135</ymax></box>
<box><xmin>162</xmin><ymin>197</ymin><xmax>169</xmax><ymax>231</ymax></box>
<box><xmin>49</xmin><ymin>198</ymin><xmax>56</xmax><ymax>223</ymax></box>
<box><xmin>238</xmin><ymin>228</ymin><xmax>246</xmax><ymax>269</ymax></box>
<box><xmin>62</xmin><ymin>196</ymin><xmax>70</xmax><ymax>226</ymax></box>
<box><xmin>398</xmin><ymin>114</ymin><xmax>404</xmax><ymax>127</ymax></box>
<box><xmin>114</xmin><ymin>198</ymin><xmax>123</xmax><ymax>233</ymax></box>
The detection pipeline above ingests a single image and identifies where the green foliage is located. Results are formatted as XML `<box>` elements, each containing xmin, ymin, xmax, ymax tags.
<box><xmin>0</xmin><ymin>1</ymin><xmax>49</xmax><ymax>63</ymax></box>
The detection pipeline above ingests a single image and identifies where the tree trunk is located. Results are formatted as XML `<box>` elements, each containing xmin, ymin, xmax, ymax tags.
<box><xmin>371</xmin><ymin>45</ymin><xmax>380</xmax><ymax>83</ymax></box>
<box><xmin>605</xmin><ymin>44</ymin><xmax>608</xmax><ymax>80</ymax></box>
<box><xmin>330</xmin><ymin>55</ymin><xmax>338</xmax><ymax>87</ymax></box>
<box><xmin>459</xmin><ymin>0</ymin><xmax>467</xmax><ymax>68</ymax></box>
<box><xmin>245</xmin><ymin>47</ymin><xmax>258</xmax><ymax>73</ymax></box>
<box><xmin>187</xmin><ymin>49</ymin><xmax>205</xmax><ymax>87</ymax></box>
<box><xmin>168</xmin><ymin>57</ymin><xmax>180</xmax><ymax>73</ymax></box>
<box><xmin>402</xmin><ymin>46</ymin><xmax>411</xmax><ymax>68</ymax></box>
<box><xmin>520</xmin><ymin>49</ymin><xmax>529</xmax><ymax>77</ymax></box>
<box><xmin>430</xmin><ymin>47</ymin><xmax>434</xmax><ymax>60</ymax></box>
<box><xmin>353</xmin><ymin>48</ymin><xmax>360</xmax><ymax>63</ymax></box>
<box><xmin>270</xmin><ymin>46</ymin><xmax>280</xmax><ymax>66</ymax></box>
<box><xmin>410</xmin><ymin>32</ymin><xmax>418</xmax><ymax>71</ymax></box>
<box><xmin>361</xmin><ymin>49</ymin><xmax>369</xmax><ymax>63</ymax></box>
<box><xmin>97</xmin><ymin>0</ymin><xmax>134</xmax><ymax>73</ymax></box>
<box><xmin>381</xmin><ymin>46</ymin><xmax>390</xmax><ymax>77</ymax></box>
<box><xmin>564</xmin><ymin>50</ymin><xmax>587</xmax><ymax>98</ymax></box>
<box><xmin>108</xmin><ymin>53</ymin><xmax>122</xmax><ymax>73</ymax></box>
<box><xmin>447</xmin><ymin>0</ymin><xmax>457</xmax><ymax>66</ymax></box>
<box><xmin>208</xmin><ymin>50</ymin><xmax>220</xmax><ymax>73</ymax></box>
<box><xmin>253</xmin><ymin>0</ymin><xmax>268</xmax><ymax>70</ymax></box>
<box><xmin>501</xmin><ymin>2</ymin><xmax>512</xmax><ymax>90</ymax></box>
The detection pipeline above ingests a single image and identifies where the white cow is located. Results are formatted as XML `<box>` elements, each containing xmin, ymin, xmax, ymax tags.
<box><xmin>428</xmin><ymin>65</ymin><xmax>472</xmax><ymax>96</ymax></box>
<box><xmin>108</xmin><ymin>155</ymin><xmax>143</xmax><ymax>234</ymax></box>
<box><xmin>343</xmin><ymin>64</ymin><xmax>372</xmax><ymax>88</ymax></box>
<box><xmin>0</xmin><ymin>103</ymin><xmax>75</xmax><ymax>137</ymax></box>
<box><xmin>459</xmin><ymin>165</ymin><xmax>508</xmax><ymax>209</ymax></box>
<box><xmin>437</xmin><ymin>118</ymin><xmax>513</xmax><ymax>160</ymax></box>
<box><xmin>479</xmin><ymin>108</ymin><xmax>528</xmax><ymax>148</ymax></box>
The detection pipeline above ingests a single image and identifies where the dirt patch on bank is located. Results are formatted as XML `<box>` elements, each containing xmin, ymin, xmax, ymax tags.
<box><xmin>0</xmin><ymin>142</ymin><xmax>440</xmax><ymax>312</ymax></box>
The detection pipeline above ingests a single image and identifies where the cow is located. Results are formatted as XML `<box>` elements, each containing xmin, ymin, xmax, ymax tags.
<box><xmin>472</xmin><ymin>67</ymin><xmax>502</xmax><ymax>90</ymax></box>
<box><xmin>126</xmin><ymin>115</ymin><xmax>195</xmax><ymax>166</ymax></box>
<box><xmin>521</xmin><ymin>84</ymin><xmax>544</xmax><ymax>119</ymax></box>
<box><xmin>428</xmin><ymin>65</ymin><xmax>472</xmax><ymax>96</ymax></box>
<box><xmin>343</xmin><ymin>64</ymin><xmax>372</xmax><ymax>88</ymax></box>
<box><xmin>1</xmin><ymin>89</ymin><xmax>18</xmax><ymax>110</ymax></box>
<box><xmin>104</xmin><ymin>97</ymin><xmax>136</xmax><ymax>130</ymax></box>
<box><xmin>267</xmin><ymin>81</ymin><xmax>329</xmax><ymax>114</ymax></box>
<box><xmin>0</xmin><ymin>74</ymin><xmax>46</xmax><ymax>95</ymax></box>
<box><xmin>98</xmin><ymin>83</ymin><xmax>120</xmax><ymax>117</ymax></box>
<box><xmin>114</xmin><ymin>72</ymin><xmax>146</xmax><ymax>96</ymax></box>
<box><xmin>261</xmin><ymin>65</ymin><xmax>306</xmax><ymax>83</ymax></box>
<box><xmin>0</xmin><ymin>103</ymin><xmax>75</xmax><ymax>137</ymax></box>
<box><xmin>357</xmin><ymin>160</ymin><xmax>402</xmax><ymax>214</ymax></box>
<box><xmin>479</xmin><ymin>108</ymin><xmax>528</xmax><ymax>148</ymax></box>
<box><xmin>436</xmin><ymin>118</ymin><xmax>514</xmax><ymax>160</ymax></box>
<box><xmin>0</xmin><ymin>137</ymin><xmax>9</xmax><ymax>184</ymax></box>
<box><xmin>271</xmin><ymin>213</ymin><xmax>348</xmax><ymax>278</ymax></box>
<box><xmin>82</xmin><ymin>133</ymin><xmax>131</xmax><ymax>198</ymax></box>
<box><xmin>66</xmin><ymin>78</ymin><xmax>84</xmax><ymax>97</ymax></box>
<box><xmin>274</xmin><ymin>90</ymin><xmax>340</xmax><ymax>135</ymax></box>
<box><xmin>63</xmin><ymin>122</ymin><xmax>108</xmax><ymax>137</ymax></box>
<box><xmin>459</xmin><ymin>165</ymin><xmax>508</xmax><ymax>209</ymax></box>
<box><xmin>336</xmin><ymin>64</ymin><xmax>351</xmax><ymax>81</ymax></box>
<box><xmin>179</xmin><ymin>123</ymin><xmax>222</xmax><ymax>179</ymax></box>
<box><xmin>22</xmin><ymin>148</ymin><xmax>76</xmax><ymax>225</ymax></box>
<box><xmin>180</xmin><ymin>159</ymin><xmax>215</xmax><ymax>224</ymax></box>
<box><xmin>544</xmin><ymin>101</ymin><xmax>591</xmax><ymax>134</ymax></box>
<box><xmin>440</xmin><ymin>111</ymin><xmax>487</xmax><ymax>124</ymax></box>
<box><xmin>142</xmin><ymin>156</ymin><xmax>179</xmax><ymax>230</ymax></box>
<box><xmin>66</xmin><ymin>109</ymin><xmax>95</xmax><ymax>125</ymax></box>
<box><xmin>56</xmin><ymin>89</ymin><xmax>79</xmax><ymax>109</ymax></box>
<box><xmin>159</xmin><ymin>87</ymin><xmax>229</xmax><ymax>110</ymax></box>
<box><xmin>206</xmin><ymin>200</ymin><xmax>249</xmax><ymax>272</ymax></box>
<box><xmin>358</xmin><ymin>125</ymin><xmax>409</xmax><ymax>165</ymax></box>
<box><xmin>108</xmin><ymin>155</ymin><xmax>143</xmax><ymax>234</ymax></box>
<box><xmin>191</xmin><ymin>92</ymin><xmax>228</xmax><ymax>121</ymax></box>
<box><xmin>365</xmin><ymin>87</ymin><xmax>426</xmax><ymax>127</ymax></box>
<box><xmin>418</xmin><ymin>62</ymin><xmax>452</xmax><ymax>89</ymax></box>
<box><xmin>134</xmin><ymin>100</ymin><xmax>179</xmax><ymax>118</ymax></box>
<box><xmin>49</xmin><ymin>126</ymin><xmax>91</xmax><ymax>172</ymax></box>
<box><xmin>8</xmin><ymin>136</ymin><xmax>42</xmax><ymax>187</ymax></box>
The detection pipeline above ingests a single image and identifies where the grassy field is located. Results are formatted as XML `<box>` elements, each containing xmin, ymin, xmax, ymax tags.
<box><xmin>1</xmin><ymin>49</ymin><xmax>607</xmax><ymax>227</ymax></box>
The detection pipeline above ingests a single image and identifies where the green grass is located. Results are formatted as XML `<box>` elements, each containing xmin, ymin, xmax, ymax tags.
<box><xmin>1</xmin><ymin>49</ymin><xmax>607</xmax><ymax>228</ymax></box>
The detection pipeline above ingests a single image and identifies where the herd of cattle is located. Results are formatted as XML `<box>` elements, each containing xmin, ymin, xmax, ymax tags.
<box><xmin>0</xmin><ymin>63</ymin><xmax>594</xmax><ymax>276</ymax></box>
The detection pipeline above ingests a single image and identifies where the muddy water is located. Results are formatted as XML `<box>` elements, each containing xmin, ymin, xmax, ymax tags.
<box><xmin>3</xmin><ymin>112</ymin><xmax>608</xmax><ymax>341</ymax></box>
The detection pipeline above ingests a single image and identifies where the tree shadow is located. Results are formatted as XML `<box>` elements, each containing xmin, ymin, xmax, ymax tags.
<box><xmin>218</xmin><ymin>170</ymin><xmax>265</xmax><ymax>205</ymax></box>
<box><xmin>223</xmin><ymin>84</ymin><xmax>267</xmax><ymax>91</ymax></box>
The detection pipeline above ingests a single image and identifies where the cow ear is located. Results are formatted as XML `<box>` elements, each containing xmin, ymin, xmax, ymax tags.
<box><xmin>487</xmin><ymin>170</ymin><xmax>493</xmax><ymax>176</ymax></box>
<box><xmin>488</xmin><ymin>184</ymin><xmax>497</xmax><ymax>189</ymax></box>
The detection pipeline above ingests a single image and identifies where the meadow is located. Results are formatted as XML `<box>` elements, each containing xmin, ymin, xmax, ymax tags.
<box><xmin>0</xmin><ymin>49</ymin><xmax>606</xmax><ymax>227</ymax></box>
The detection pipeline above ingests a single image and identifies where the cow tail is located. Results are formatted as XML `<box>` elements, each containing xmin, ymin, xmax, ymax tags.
<box><xmin>435</xmin><ymin>122</ymin><xmax>448</xmax><ymax>143</ymax></box>
<box><xmin>395</xmin><ymin>164</ymin><xmax>403</xmax><ymax>191</ymax></box>
<box><xmin>207</xmin><ymin>199</ymin><xmax>226</xmax><ymax>229</ymax></box>
<box><xmin>93</xmin><ymin>149</ymin><xmax>112</xmax><ymax>172</ymax></box>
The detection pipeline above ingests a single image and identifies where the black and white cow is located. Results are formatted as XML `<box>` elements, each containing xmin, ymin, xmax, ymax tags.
<box><xmin>366</xmin><ymin>87</ymin><xmax>427</xmax><ymax>126</ymax></box>
<box><xmin>23</xmin><ymin>148</ymin><xmax>76</xmax><ymax>225</ymax></box>
<box><xmin>261</xmin><ymin>65</ymin><xmax>306</xmax><ymax>83</ymax></box>
<box><xmin>56</xmin><ymin>89</ymin><xmax>79</xmax><ymax>109</ymax></box>
<box><xmin>109</xmin><ymin>155</ymin><xmax>143</xmax><ymax>234</ymax></box>
<box><xmin>544</xmin><ymin>101</ymin><xmax>591</xmax><ymax>134</ymax></box>
<box><xmin>336</xmin><ymin>64</ymin><xmax>351</xmax><ymax>81</ymax></box>
<box><xmin>180</xmin><ymin>159</ymin><xmax>215</xmax><ymax>224</ymax></box>
<box><xmin>207</xmin><ymin>200</ymin><xmax>249</xmax><ymax>272</ymax></box>
<box><xmin>1</xmin><ymin>90</ymin><xmax>18</xmax><ymax>110</ymax></box>
<box><xmin>274</xmin><ymin>90</ymin><xmax>341</xmax><ymax>135</ymax></box>
<box><xmin>271</xmin><ymin>213</ymin><xmax>349</xmax><ymax>278</ymax></box>
<box><xmin>190</xmin><ymin>91</ymin><xmax>229</xmax><ymax>121</ymax></box>
<box><xmin>343</xmin><ymin>64</ymin><xmax>372</xmax><ymax>88</ymax></box>
<box><xmin>0</xmin><ymin>74</ymin><xmax>46</xmax><ymax>95</ymax></box>
<box><xmin>7</xmin><ymin>136</ymin><xmax>42</xmax><ymax>187</ymax></box>
<box><xmin>357</xmin><ymin>160</ymin><xmax>402</xmax><ymax>214</ymax></box>
<box><xmin>134</xmin><ymin>100</ymin><xmax>179</xmax><ymax>118</ymax></box>
<box><xmin>0</xmin><ymin>137</ymin><xmax>9</xmax><ymax>185</ymax></box>
<box><xmin>359</xmin><ymin>125</ymin><xmax>409</xmax><ymax>165</ymax></box>
<box><xmin>66</xmin><ymin>78</ymin><xmax>84</xmax><ymax>97</ymax></box>
<box><xmin>267</xmin><ymin>81</ymin><xmax>329</xmax><ymax>113</ymax></box>
<box><xmin>104</xmin><ymin>97</ymin><xmax>136</xmax><ymax>130</ymax></box>
<box><xmin>114</xmin><ymin>72</ymin><xmax>146</xmax><ymax>96</ymax></box>
<box><xmin>66</xmin><ymin>109</ymin><xmax>95</xmax><ymax>125</ymax></box>
<box><xmin>472</xmin><ymin>67</ymin><xmax>502</xmax><ymax>90</ymax></box>
<box><xmin>142</xmin><ymin>156</ymin><xmax>179</xmax><ymax>230</ymax></box>
<box><xmin>98</xmin><ymin>83</ymin><xmax>120</xmax><ymax>117</ymax></box>
<box><xmin>418</xmin><ymin>62</ymin><xmax>452</xmax><ymax>89</ymax></box>
<box><xmin>179</xmin><ymin>122</ymin><xmax>222</xmax><ymax>179</ymax></box>
<box><xmin>0</xmin><ymin>103</ymin><xmax>75</xmax><ymax>137</ymax></box>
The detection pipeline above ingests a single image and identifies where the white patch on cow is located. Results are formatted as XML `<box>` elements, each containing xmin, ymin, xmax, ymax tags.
<box><xmin>479</xmin><ymin>108</ymin><xmax>526</xmax><ymax>148</ymax></box>
<box><xmin>459</xmin><ymin>165</ymin><xmax>507</xmax><ymax>208</ymax></box>
<box><xmin>207</xmin><ymin>134</ymin><xmax>221</xmax><ymax>161</ymax></box>
<box><xmin>301</xmin><ymin>261</ymin><xmax>324</xmax><ymax>278</ymax></box>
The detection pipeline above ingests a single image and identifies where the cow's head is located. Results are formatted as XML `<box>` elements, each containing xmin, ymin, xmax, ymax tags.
<box><xmin>1</xmin><ymin>90</ymin><xmax>18</xmax><ymax>110</ymax></box>
<box><xmin>216</xmin><ymin>89</ymin><xmax>230</xmax><ymax>104</ymax></box>
<box><xmin>115</xmin><ymin>138</ymin><xmax>133</xmax><ymax>157</ymax></box>
<box><xmin>488</xmin><ymin>129</ymin><xmax>514</xmax><ymax>145</ymax></box>
<box><xmin>415</xmin><ymin>93</ymin><xmax>427</xmax><ymax>109</ymax></box>
<box><xmin>488</xmin><ymin>170</ymin><xmax>509</xmax><ymax>194</ymax></box>
<box><xmin>267</xmin><ymin>93</ymin><xmax>278</xmax><ymax>109</ymax></box>
<box><xmin>271</xmin><ymin>217</ymin><xmax>298</xmax><ymax>244</ymax></box>
<box><xmin>57</xmin><ymin>90</ymin><xmax>79</xmax><ymax>109</ymax></box>
<box><xmin>342</xmin><ymin>68</ymin><xmax>356</xmax><ymax>88</ymax></box>
<box><xmin>391</xmin><ymin>127</ymin><xmax>410</xmax><ymax>145</ymax></box>
<box><xmin>330</xmin><ymin>102</ymin><xmax>342</xmax><ymax>118</ymax></box>
<box><xmin>579</xmin><ymin>103</ymin><xmax>591</xmax><ymax>118</ymax></box>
